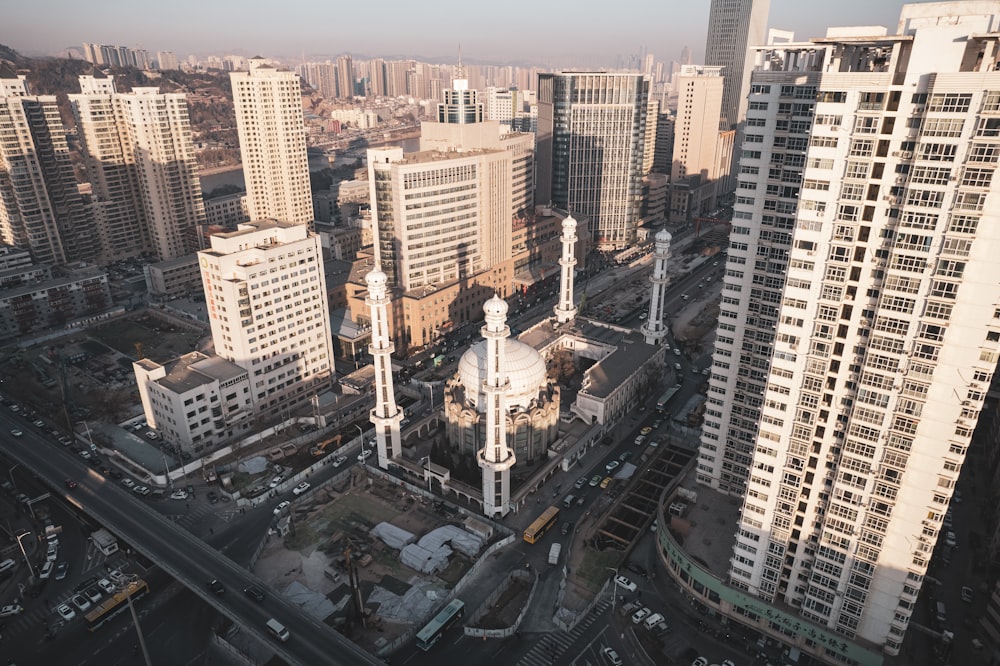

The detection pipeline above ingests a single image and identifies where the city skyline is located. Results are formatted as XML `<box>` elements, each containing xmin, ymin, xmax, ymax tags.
<box><xmin>11</xmin><ymin>0</ymin><xmax>909</xmax><ymax>67</ymax></box>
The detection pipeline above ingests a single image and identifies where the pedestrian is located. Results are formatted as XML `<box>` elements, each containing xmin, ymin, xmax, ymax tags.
<box><xmin>209</xmin><ymin>528</ymin><xmax>214</xmax><ymax>535</ymax></box>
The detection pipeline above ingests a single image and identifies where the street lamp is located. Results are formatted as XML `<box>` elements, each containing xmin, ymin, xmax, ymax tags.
<box><xmin>355</xmin><ymin>424</ymin><xmax>365</xmax><ymax>447</ymax></box>
<box><xmin>15</xmin><ymin>531</ymin><xmax>34</xmax><ymax>584</ymax></box>
<box><xmin>8</xmin><ymin>463</ymin><xmax>19</xmax><ymax>492</ymax></box>
<box><xmin>607</xmin><ymin>567</ymin><xmax>620</xmax><ymax>613</ymax></box>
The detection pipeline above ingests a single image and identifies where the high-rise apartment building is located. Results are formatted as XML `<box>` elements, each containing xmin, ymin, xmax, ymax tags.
<box><xmin>336</xmin><ymin>55</ymin><xmax>354</xmax><ymax>99</ymax></box>
<box><xmin>536</xmin><ymin>72</ymin><xmax>651</xmax><ymax>249</ymax></box>
<box><xmin>230</xmin><ymin>58</ymin><xmax>312</xmax><ymax>226</ymax></box>
<box><xmin>71</xmin><ymin>76</ymin><xmax>207</xmax><ymax>262</ymax></box>
<box><xmin>198</xmin><ymin>221</ymin><xmax>333</xmax><ymax>418</ymax></box>
<box><xmin>704</xmin><ymin>0</ymin><xmax>770</xmax><ymax>130</ymax></box>
<box><xmin>698</xmin><ymin>2</ymin><xmax>1000</xmax><ymax>657</ymax></box>
<box><xmin>0</xmin><ymin>75</ymin><xmax>95</xmax><ymax>264</ymax></box>
<box><xmin>298</xmin><ymin>61</ymin><xmax>337</xmax><ymax>99</ymax></box>
<box><xmin>156</xmin><ymin>51</ymin><xmax>179</xmax><ymax>71</ymax></box>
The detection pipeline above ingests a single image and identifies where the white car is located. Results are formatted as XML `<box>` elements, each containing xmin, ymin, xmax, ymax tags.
<box><xmin>132</xmin><ymin>485</ymin><xmax>151</xmax><ymax>496</ymax></box>
<box><xmin>268</xmin><ymin>475</ymin><xmax>284</xmax><ymax>489</ymax></box>
<box><xmin>98</xmin><ymin>578</ymin><xmax>116</xmax><ymax>594</ymax></box>
<box><xmin>293</xmin><ymin>481</ymin><xmax>311</xmax><ymax>496</ymax></box>
<box><xmin>273</xmin><ymin>500</ymin><xmax>291</xmax><ymax>516</ymax></box>
<box><xmin>332</xmin><ymin>455</ymin><xmax>348</xmax><ymax>467</ymax></box>
<box><xmin>602</xmin><ymin>647</ymin><xmax>623</xmax><ymax>666</ymax></box>
<box><xmin>39</xmin><ymin>560</ymin><xmax>54</xmax><ymax>579</ymax></box>
<box><xmin>0</xmin><ymin>604</ymin><xmax>23</xmax><ymax>617</ymax></box>
<box><xmin>631</xmin><ymin>607</ymin><xmax>651</xmax><ymax>624</ymax></box>
<box><xmin>614</xmin><ymin>574</ymin><xmax>637</xmax><ymax>592</ymax></box>
<box><xmin>121</xmin><ymin>478</ymin><xmax>136</xmax><ymax>489</ymax></box>
<box><xmin>605</xmin><ymin>460</ymin><xmax>620</xmax><ymax>473</ymax></box>
<box><xmin>692</xmin><ymin>658</ymin><xmax>709</xmax><ymax>666</ymax></box>
<box><xmin>10</xmin><ymin>428</ymin><xmax>22</xmax><ymax>437</ymax></box>
<box><xmin>56</xmin><ymin>603</ymin><xmax>76</xmax><ymax>621</ymax></box>
<box><xmin>170</xmin><ymin>489</ymin><xmax>188</xmax><ymax>500</ymax></box>
<box><xmin>358</xmin><ymin>450</ymin><xmax>372</xmax><ymax>464</ymax></box>
<box><xmin>71</xmin><ymin>594</ymin><xmax>91</xmax><ymax>612</ymax></box>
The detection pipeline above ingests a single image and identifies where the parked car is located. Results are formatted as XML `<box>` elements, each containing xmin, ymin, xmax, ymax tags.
<box><xmin>56</xmin><ymin>603</ymin><xmax>76</xmax><ymax>621</ymax></box>
<box><xmin>589</xmin><ymin>475</ymin><xmax>602</xmax><ymax>487</ymax></box>
<box><xmin>0</xmin><ymin>604</ymin><xmax>23</xmax><ymax>617</ymax></box>
<box><xmin>39</xmin><ymin>560</ymin><xmax>55</xmax><ymax>580</ymax></box>
<box><xmin>268</xmin><ymin>475</ymin><xmax>284</xmax><ymax>489</ymax></box>
<box><xmin>132</xmin><ymin>485</ymin><xmax>151</xmax><ymax>496</ymax></box>
<box><xmin>631</xmin><ymin>607</ymin><xmax>651</xmax><ymax>624</ymax></box>
<box><xmin>962</xmin><ymin>586</ymin><xmax>974</xmax><ymax>603</ymax></box>
<box><xmin>615</xmin><ymin>575</ymin><xmax>638</xmax><ymax>592</ymax></box>
<box><xmin>293</xmin><ymin>482</ymin><xmax>311</xmax><ymax>496</ymax></box>
<box><xmin>84</xmin><ymin>586</ymin><xmax>103</xmax><ymax>604</ymax></box>
<box><xmin>574</xmin><ymin>477</ymin><xmax>587</xmax><ymax>489</ymax></box>
<box><xmin>602</xmin><ymin>647</ymin><xmax>623</xmax><ymax>666</ymax></box>
<box><xmin>121</xmin><ymin>478</ymin><xmax>136</xmax><ymax>489</ymax></box>
<box><xmin>98</xmin><ymin>578</ymin><xmax>116</xmax><ymax>594</ymax></box>
<box><xmin>71</xmin><ymin>594</ymin><xmax>91</xmax><ymax>612</ymax></box>
<box><xmin>600</xmin><ymin>477</ymin><xmax>612</xmax><ymax>489</ymax></box>
<box><xmin>605</xmin><ymin>460</ymin><xmax>620</xmax><ymax>473</ymax></box>
<box><xmin>273</xmin><ymin>500</ymin><xmax>291</xmax><ymax>516</ymax></box>
<box><xmin>945</xmin><ymin>531</ymin><xmax>957</xmax><ymax>547</ymax></box>
<box><xmin>54</xmin><ymin>561</ymin><xmax>69</xmax><ymax>580</ymax></box>
<box><xmin>332</xmin><ymin>455</ymin><xmax>348</xmax><ymax>468</ymax></box>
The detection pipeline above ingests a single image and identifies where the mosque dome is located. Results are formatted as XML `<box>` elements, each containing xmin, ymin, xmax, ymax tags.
<box><xmin>655</xmin><ymin>228</ymin><xmax>672</xmax><ymax>244</ymax></box>
<box><xmin>483</xmin><ymin>294</ymin><xmax>508</xmax><ymax>319</ymax></box>
<box><xmin>457</xmin><ymin>339</ymin><xmax>548</xmax><ymax>409</ymax></box>
<box><xmin>365</xmin><ymin>270</ymin><xmax>387</xmax><ymax>288</ymax></box>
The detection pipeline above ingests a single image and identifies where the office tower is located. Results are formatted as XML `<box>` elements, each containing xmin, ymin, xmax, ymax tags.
<box><xmin>669</xmin><ymin>65</ymin><xmax>735</xmax><ymax>221</ymax></box>
<box><xmin>230</xmin><ymin>58</ymin><xmax>312</xmax><ymax>226</ymax></box>
<box><xmin>680</xmin><ymin>46</ymin><xmax>692</xmax><ymax>67</ymax></box>
<box><xmin>652</xmin><ymin>107</ymin><xmax>675</xmax><ymax>174</ymax></box>
<box><xmin>365</xmin><ymin>269</ymin><xmax>403</xmax><ymax>469</ymax></box>
<box><xmin>71</xmin><ymin>76</ymin><xmax>207</xmax><ymax>262</ymax></box>
<box><xmin>367</xmin><ymin>145</ymin><xmax>512</xmax><ymax>291</ymax></box>
<box><xmin>700</xmin><ymin>3</ymin><xmax>1000</xmax><ymax>656</ymax></box>
<box><xmin>536</xmin><ymin>72</ymin><xmax>650</xmax><ymax>249</ymax></box>
<box><xmin>336</xmin><ymin>55</ymin><xmax>354</xmax><ymax>99</ymax></box>
<box><xmin>553</xmin><ymin>216</ymin><xmax>578</xmax><ymax>324</ymax></box>
<box><xmin>0</xmin><ymin>75</ymin><xmax>95</xmax><ymax>264</ymax></box>
<box><xmin>704</xmin><ymin>0</ymin><xmax>770</xmax><ymax>130</ymax></box>
<box><xmin>438</xmin><ymin>78</ymin><xmax>482</xmax><ymax>124</ymax></box>
<box><xmin>641</xmin><ymin>229</ymin><xmax>670</xmax><ymax>345</ymax></box>
<box><xmin>156</xmin><ymin>51</ymin><xmax>179</xmax><ymax>71</ymax></box>
<box><xmin>477</xmin><ymin>294</ymin><xmax>515</xmax><ymax>517</ymax></box>
<box><xmin>198</xmin><ymin>221</ymin><xmax>333</xmax><ymax>418</ymax></box>
<box><xmin>385</xmin><ymin>61</ymin><xmax>412</xmax><ymax>98</ymax></box>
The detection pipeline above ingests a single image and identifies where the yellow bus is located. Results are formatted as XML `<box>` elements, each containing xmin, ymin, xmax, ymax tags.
<box><xmin>85</xmin><ymin>578</ymin><xmax>150</xmax><ymax>632</ymax></box>
<box><xmin>523</xmin><ymin>505</ymin><xmax>560</xmax><ymax>544</ymax></box>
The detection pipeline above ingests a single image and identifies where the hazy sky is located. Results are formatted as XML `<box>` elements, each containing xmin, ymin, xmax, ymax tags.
<box><xmin>8</xmin><ymin>0</ymin><xmax>912</xmax><ymax>67</ymax></box>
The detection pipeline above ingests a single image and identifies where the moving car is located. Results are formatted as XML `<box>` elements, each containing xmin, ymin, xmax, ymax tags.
<box><xmin>292</xmin><ymin>482</ymin><xmax>311</xmax><ymax>496</ymax></box>
<box><xmin>962</xmin><ymin>586</ymin><xmax>974</xmax><ymax>603</ymax></box>
<box><xmin>602</xmin><ymin>647</ymin><xmax>623</xmax><ymax>666</ymax></box>
<box><xmin>640</xmin><ymin>426</ymin><xmax>653</xmax><ymax>435</ymax></box>
<box><xmin>170</xmin><ymin>490</ymin><xmax>188</xmax><ymax>500</ymax></box>
<box><xmin>605</xmin><ymin>460</ymin><xmax>620</xmax><ymax>473</ymax></box>
<box><xmin>268</xmin><ymin>475</ymin><xmax>284</xmax><ymax>489</ymax></box>
<box><xmin>64</xmin><ymin>478</ymin><xmax>77</xmax><ymax>489</ymax></box>
<box><xmin>0</xmin><ymin>604</ymin><xmax>23</xmax><ymax>617</ymax></box>
<box><xmin>574</xmin><ymin>477</ymin><xmax>587</xmax><ymax>489</ymax></box>
<box><xmin>589</xmin><ymin>475</ymin><xmax>602</xmax><ymax>487</ymax></box>
<box><xmin>121</xmin><ymin>478</ymin><xmax>136</xmax><ymax>489</ymax></box>
<box><xmin>332</xmin><ymin>455</ymin><xmax>348</xmax><ymax>468</ymax></box>
<box><xmin>600</xmin><ymin>477</ymin><xmax>612</xmax><ymax>489</ymax></box>
<box><xmin>132</xmin><ymin>485</ymin><xmax>151</xmax><ymax>496</ymax></box>
<box><xmin>244</xmin><ymin>585</ymin><xmax>265</xmax><ymax>602</ymax></box>
<box><xmin>207</xmin><ymin>579</ymin><xmax>225</xmax><ymax>594</ymax></box>
<box><xmin>631</xmin><ymin>607</ymin><xmax>651</xmax><ymax>624</ymax></box>
<box><xmin>10</xmin><ymin>429</ymin><xmax>22</xmax><ymax>437</ymax></box>
<box><xmin>273</xmin><ymin>500</ymin><xmax>291</xmax><ymax>516</ymax></box>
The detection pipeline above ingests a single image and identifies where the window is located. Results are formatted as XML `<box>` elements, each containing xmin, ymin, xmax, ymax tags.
<box><xmin>849</xmin><ymin>139</ymin><xmax>874</xmax><ymax>157</ymax></box>
<box><xmin>927</xmin><ymin>93</ymin><xmax>972</xmax><ymax>113</ymax></box>
<box><xmin>916</xmin><ymin>142</ymin><xmax>957</xmax><ymax>161</ymax></box>
<box><xmin>921</xmin><ymin>118</ymin><xmax>964</xmax><ymax>137</ymax></box>
<box><xmin>961</xmin><ymin>168</ymin><xmax>994</xmax><ymax>188</ymax></box>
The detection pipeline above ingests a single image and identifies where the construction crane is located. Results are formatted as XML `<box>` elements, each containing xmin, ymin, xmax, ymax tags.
<box><xmin>343</xmin><ymin>539</ymin><xmax>367</xmax><ymax>629</ymax></box>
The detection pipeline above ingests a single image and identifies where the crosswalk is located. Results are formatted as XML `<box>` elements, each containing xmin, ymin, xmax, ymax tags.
<box><xmin>517</xmin><ymin>601</ymin><xmax>610</xmax><ymax>666</ymax></box>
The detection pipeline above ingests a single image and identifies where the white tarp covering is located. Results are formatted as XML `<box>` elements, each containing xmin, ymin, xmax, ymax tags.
<box><xmin>418</xmin><ymin>524</ymin><xmax>485</xmax><ymax>558</ymax></box>
<box><xmin>237</xmin><ymin>455</ymin><xmax>270</xmax><ymax>475</ymax></box>
<box><xmin>371</xmin><ymin>522</ymin><xmax>416</xmax><ymax>550</ymax></box>
<box><xmin>368</xmin><ymin>577</ymin><xmax>447</xmax><ymax>623</ymax></box>
<box><xmin>400</xmin><ymin>542</ymin><xmax>452</xmax><ymax>574</ymax></box>
<box><xmin>282</xmin><ymin>580</ymin><xmax>336</xmax><ymax>620</ymax></box>
<box><xmin>613</xmin><ymin>462</ymin><xmax>636</xmax><ymax>480</ymax></box>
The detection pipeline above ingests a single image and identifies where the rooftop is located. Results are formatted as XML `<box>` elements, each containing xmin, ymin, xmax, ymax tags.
<box><xmin>153</xmin><ymin>351</ymin><xmax>247</xmax><ymax>394</ymax></box>
<box><xmin>669</xmin><ymin>468</ymin><xmax>742</xmax><ymax>577</ymax></box>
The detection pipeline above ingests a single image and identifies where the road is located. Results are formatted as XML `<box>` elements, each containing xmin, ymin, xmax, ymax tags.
<box><xmin>0</xmin><ymin>415</ymin><xmax>382</xmax><ymax>666</ymax></box>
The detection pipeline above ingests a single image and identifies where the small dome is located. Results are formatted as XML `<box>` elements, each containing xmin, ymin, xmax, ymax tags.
<box><xmin>562</xmin><ymin>216</ymin><xmax>577</xmax><ymax>233</ymax></box>
<box><xmin>483</xmin><ymin>294</ymin><xmax>508</xmax><ymax>318</ymax></box>
<box><xmin>365</xmin><ymin>270</ymin><xmax>387</xmax><ymax>288</ymax></box>
<box><xmin>458</xmin><ymin>339</ymin><xmax>547</xmax><ymax>409</ymax></box>
<box><xmin>655</xmin><ymin>228</ymin><xmax>672</xmax><ymax>243</ymax></box>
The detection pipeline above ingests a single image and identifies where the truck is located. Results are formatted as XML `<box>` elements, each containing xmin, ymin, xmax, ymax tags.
<box><xmin>310</xmin><ymin>434</ymin><xmax>342</xmax><ymax>458</ymax></box>
<box><xmin>548</xmin><ymin>543</ymin><xmax>562</xmax><ymax>565</ymax></box>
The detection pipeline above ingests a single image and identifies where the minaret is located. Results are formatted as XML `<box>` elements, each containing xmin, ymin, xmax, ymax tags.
<box><xmin>641</xmin><ymin>228</ymin><xmax>672</xmax><ymax>345</ymax></box>
<box><xmin>366</xmin><ymin>269</ymin><xmax>403</xmax><ymax>468</ymax></box>
<box><xmin>553</xmin><ymin>215</ymin><xmax>578</xmax><ymax>324</ymax></box>
<box><xmin>477</xmin><ymin>295</ymin><xmax>516</xmax><ymax>517</ymax></box>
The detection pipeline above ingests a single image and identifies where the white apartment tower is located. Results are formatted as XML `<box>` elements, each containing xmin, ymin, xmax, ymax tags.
<box><xmin>0</xmin><ymin>76</ymin><xmax>95</xmax><ymax>264</ymax></box>
<box><xmin>477</xmin><ymin>294</ymin><xmax>515</xmax><ymax>517</ymax></box>
<box><xmin>71</xmin><ymin>76</ymin><xmax>207</xmax><ymax>262</ymax></box>
<box><xmin>701</xmin><ymin>2</ymin><xmax>1000</xmax><ymax>655</ymax></box>
<box><xmin>230</xmin><ymin>58</ymin><xmax>312</xmax><ymax>226</ymax></box>
<box><xmin>365</xmin><ymin>269</ymin><xmax>403</xmax><ymax>468</ymax></box>
<box><xmin>641</xmin><ymin>229</ymin><xmax>671</xmax><ymax>345</ymax></box>
<box><xmin>704</xmin><ymin>0</ymin><xmax>770</xmax><ymax>130</ymax></box>
<box><xmin>198</xmin><ymin>221</ymin><xmax>333</xmax><ymax>418</ymax></box>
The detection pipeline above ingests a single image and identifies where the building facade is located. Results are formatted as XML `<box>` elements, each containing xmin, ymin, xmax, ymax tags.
<box><xmin>536</xmin><ymin>72</ymin><xmax>651</xmax><ymax>249</ymax></box>
<box><xmin>704</xmin><ymin>0</ymin><xmax>770</xmax><ymax>130</ymax></box>
<box><xmin>230</xmin><ymin>58</ymin><xmax>313</xmax><ymax>226</ymax></box>
<box><xmin>198</xmin><ymin>221</ymin><xmax>333</xmax><ymax>419</ymax></box>
<box><xmin>700</xmin><ymin>3</ymin><xmax>1000</xmax><ymax>656</ymax></box>
<box><xmin>72</xmin><ymin>77</ymin><xmax>207</xmax><ymax>262</ymax></box>
<box><xmin>0</xmin><ymin>76</ymin><xmax>96</xmax><ymax>265</ymax></box>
